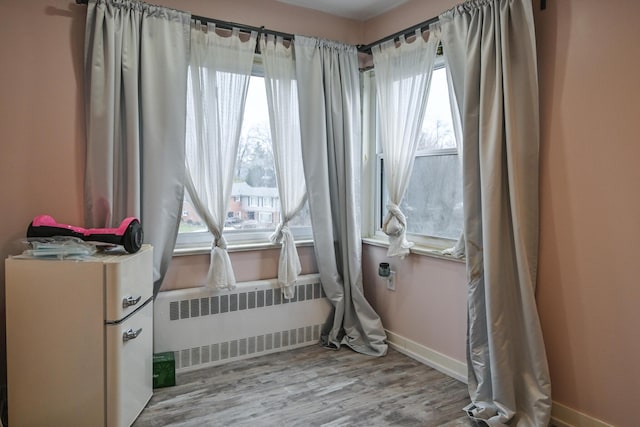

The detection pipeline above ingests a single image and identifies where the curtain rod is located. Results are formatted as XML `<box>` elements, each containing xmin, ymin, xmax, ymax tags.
<box><xmin>356</xmin><ymin>15</ymin><xmax>439</xmax><ymax>54</ymax></box>
<box><xmin>74</xmin><ymin>0</ymin><xmax>295</xmax><ymax>42</ymax></box>
<box><xmin>358</xmin><ymin>0</ymin><xmax>549</xmax><ymax>53</ymax></box>
<box><xmin>74</xmin><ymin>0</ymin><xmax>435</xmax><ymax>55</ymax></box>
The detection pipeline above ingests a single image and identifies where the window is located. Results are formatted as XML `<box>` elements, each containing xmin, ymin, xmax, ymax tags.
<box><xmin>259</xmin><ymin>212</ymin><xmax>273</xmax><ymax>224</ymax></box>
<box><xmin>177</xmin><ymin>60</ymin><xmax>312</xmax><ymax>248</ymax></box>
<box><xmin>367</xmin><ymin>63</ymin><xmax>463</xmax><ymax>245</ymax></box>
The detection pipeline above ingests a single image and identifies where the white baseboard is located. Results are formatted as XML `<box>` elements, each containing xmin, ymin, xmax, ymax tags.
<box><xmin>385</xmin><ymin>329</ymin><xmax>467</xmax><ymax>383</ymax></box>
<box><xmin>550</xmin><ymin>402</ymin><xmax>615</xmax><ymax>427</ymax></box>
<box><xmin>384</xmin><ymin>330</ymin><xmax>614</xmax><ymax>427</ymax></box>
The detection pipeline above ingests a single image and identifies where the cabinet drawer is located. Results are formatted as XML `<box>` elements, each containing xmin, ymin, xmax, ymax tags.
<box><xmin>106</xmin><ymin>301</ymin><xmax>153</xmax><ymax>427</ymax></box>
<box><xmin>105</xmin><ymin>245</ymin><xmax>153</xmax><ymax>321</ymax></box>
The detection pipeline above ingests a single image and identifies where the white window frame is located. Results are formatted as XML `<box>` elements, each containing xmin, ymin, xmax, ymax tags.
<box><xmin>361</xmin><ymin>58</ymin><xmax>461</xmax><ymax>252</ymax></box>
<box><xmin>175</xmin><ymin>56</ymin><xmax>312</xmax><ymax>251</ymax></box>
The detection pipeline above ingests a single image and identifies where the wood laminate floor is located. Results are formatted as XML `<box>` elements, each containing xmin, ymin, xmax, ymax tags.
<box><xmin>133</xmin><ymin>345</ymin><xmax>475</xmax><ymax>427</ymax></box>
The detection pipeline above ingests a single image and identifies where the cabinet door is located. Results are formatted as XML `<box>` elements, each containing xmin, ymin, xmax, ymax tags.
<box><xmin>104</xmin><ymin>245</ymin><xmax>153</xmax><ymax>322</ymax></box>
<box><xmin>106</xmin><ymin>301</ymin><xmax>153</xmax><ymax>427</ymax></box>
<box><xmin>6</xmin><ymin>259</ymin><xmax>105</xmax><ymax>427</ymax></box>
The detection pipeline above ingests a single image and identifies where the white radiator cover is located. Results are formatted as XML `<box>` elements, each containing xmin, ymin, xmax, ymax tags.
<box><xmin>154</xmin><ymin>274</ymin><xmax>331</xmax><ymax>372</ymax></box>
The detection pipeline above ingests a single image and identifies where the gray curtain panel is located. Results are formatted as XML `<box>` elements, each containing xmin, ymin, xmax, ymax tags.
<box><xmin>440</xmin><ymin>0</ymin><xmax>552</xmax><ymax>425</ymax></box>
<box><xmin>84</xmin><ymin>0</ymin><xmax>191</xmax><ymax>294</ymax></box>
<box><xmin>294</xmin><ymin>36</ymin><xmax>387</xmax><ymax>357</ymax></box>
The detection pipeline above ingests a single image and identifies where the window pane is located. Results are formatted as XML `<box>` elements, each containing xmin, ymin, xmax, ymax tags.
<box><xmin>377</xmin><ymin>65</ymin><xmax>463</xmax><ymax>241</ymax></box>
<box><xmin>179</xmin><ymin>73</ymin><xmax>311</xmax><ymax>241</ymax></box>
<box><xmin>179</xmin><ymin>192</ymin><xmax>207</xmax><ymax>234</ymax></box>
<box><xmin>398</xmin><ymin>155</ymin><xmax>463</xmax><ymax>240</ymax></box>
<box><xmin>418</xmin><ymin>67</ymin><xmax>456</xmax><ymax>152</ymax></box>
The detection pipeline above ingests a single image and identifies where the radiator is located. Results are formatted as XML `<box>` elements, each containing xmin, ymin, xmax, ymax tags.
<box><xmin>153</xmin><ymin>274</ymin><xmax>331</xmax><ymax>373</ymax></box>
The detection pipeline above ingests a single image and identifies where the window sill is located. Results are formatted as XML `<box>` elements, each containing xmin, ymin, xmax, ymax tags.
<box><xmin>361</xmin><ymin>236</ymin><xmax>465</xmax><ymax>264</ymax></box>
<box><xmin>173</xmin><ymin>239</ymin><xmax>314</xmax><ymax>257</ymax></box>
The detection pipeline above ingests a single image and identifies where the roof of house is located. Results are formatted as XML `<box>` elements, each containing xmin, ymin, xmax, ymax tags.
<box><xmin>231</xmin><ymin>181</ymin><xmax>279</xmax><ymax>198</ymax></box>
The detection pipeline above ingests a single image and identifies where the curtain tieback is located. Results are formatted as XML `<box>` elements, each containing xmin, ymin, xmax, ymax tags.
<box><xmin>382</xmin><ymin>203</ymin><xmax>407</xmax><ymax>237</ymax></box>
<box><xmin>213</xmin><ymin>234</ymin><xmax>228</xmax><ymax>250</ymax></box>
<box><xmin>270</xmin><ymin>219</ymin><xmax>291</xmax><ymax>244</ymax></box>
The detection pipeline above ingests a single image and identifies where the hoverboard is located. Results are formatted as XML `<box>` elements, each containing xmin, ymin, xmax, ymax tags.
<box><xmin>27</xmin><ymin>215</ymin><xmax>144</xmax><ymax>253</ymax></box>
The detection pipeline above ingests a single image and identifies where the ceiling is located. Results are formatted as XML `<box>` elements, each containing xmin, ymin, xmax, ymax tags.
<box><xmin>275</xmin><ymin>0</ymin><xmax>409</xmax><ymax>21</ymax></box>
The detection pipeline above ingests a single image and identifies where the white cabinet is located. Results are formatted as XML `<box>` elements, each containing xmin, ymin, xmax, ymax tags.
<box><xmin>5</xmin><ymin>245</ymin><xmax>154</xmax><ymax>427</ymax></box>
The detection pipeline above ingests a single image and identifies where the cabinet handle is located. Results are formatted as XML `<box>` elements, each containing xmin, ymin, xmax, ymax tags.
<box><xmin>123</xmin><ymin>328</ymin><xmax>143</xmax><ymax>342</ymax></box>
<box><xmin>122</xmin><ymin>295</ymin><xmax>142</xmax><ymax>309</ymax></box>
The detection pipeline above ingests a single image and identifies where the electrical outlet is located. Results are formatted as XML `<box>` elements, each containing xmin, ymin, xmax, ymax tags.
<box><xmin>386</xmin><ymin>272</ymin><xmax>396</xmax><ymax>291</ymax></box>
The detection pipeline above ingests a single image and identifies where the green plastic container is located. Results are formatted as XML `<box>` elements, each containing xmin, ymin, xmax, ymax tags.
<box><xmin>153</xmin><ymin>352</ymin><xmax>176</xmax><ymax>388</ymax></box>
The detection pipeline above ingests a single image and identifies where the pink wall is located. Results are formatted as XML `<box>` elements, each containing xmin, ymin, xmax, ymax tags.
<box><xmin>163</xmin><ymin>246</ymin><xmax>318</xmax><ymax>291</ymax></box>
<box><xmin>1</xmin><ymin>0</ymin><xmax>639</xmax><ymax>425</ymax></box>
<box><xmin>534</xmin><ymin>1</ymin><xmax>640</xmax><ymax>425</ymax></box>
<box><xmin>0</xmin><ymin>0</ymin><xmax>87</xmax><ymax>387</ymax></box>
<box><xmin>362</xmin><ymin>246</ymin><xmax>467</xmax><ymax>362</ymax></box>
<box><xmin>363</xmin><ymin>0</ymin><xmax>458</xmax><ymax>43</ymax></box>
<box><xmin>0</xmin><ymin>1</ymin><xmax>86</xmax><ymax>255</ymax></box>
<box><xmin>154</xmin><ymin>0</ymin><xmax>363</xmax><ymax>45</ymax></box>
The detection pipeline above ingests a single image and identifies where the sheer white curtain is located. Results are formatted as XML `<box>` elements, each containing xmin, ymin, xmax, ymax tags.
<box><xmin>84</xmin><ymin>0</ymin><xmax>190</xmax><ymax>294</ymax></box>
<box><xmin>372</xmin><ymin>28</ymin><xmax>440</xmax><ymax>258</ymax></box>
<box><xmin>295</xmin><ymin>36</ymin><xmax>387</xmax><ymax>356</ymax></box>
<box><xmin>261</xmin><ymin>34</ymin><xmax>307</xmax><ymax>299</ymax></box>
<box><xmin>185</xmin><ymin>23</ymin><xmax>257</xmax><ymax>289</ymax></box>
<box><xmin>440</xmin><ymin>0</ymin><xmax>552</xmax><ymax>425</ymax></box>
